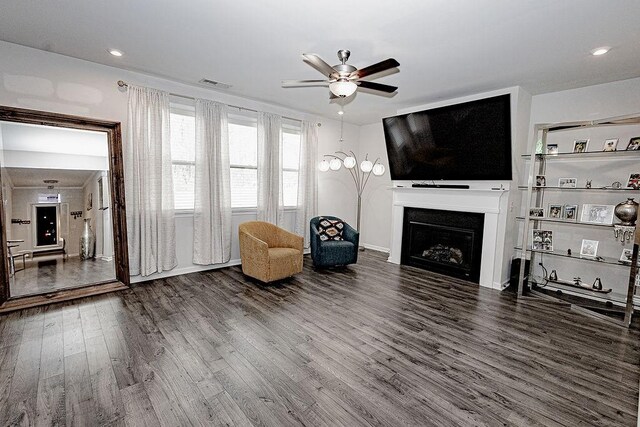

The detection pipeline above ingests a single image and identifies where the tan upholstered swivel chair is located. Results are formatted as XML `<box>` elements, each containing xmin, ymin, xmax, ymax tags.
<box><xmin>238</xmin><ymin>221</ymin><xmax>304</xmax><ymax>283</ymax></box>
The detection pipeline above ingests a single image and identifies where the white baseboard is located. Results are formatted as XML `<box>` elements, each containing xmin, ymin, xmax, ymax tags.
<box><xmin>130</xmin><ymin>259</ymin><xmax>242</xmax><ymax>284</ymax></box>
<box><xmin>362</xmin><ymin>243</ymin><xmax>390</xmax><ymax>253</ymax></box>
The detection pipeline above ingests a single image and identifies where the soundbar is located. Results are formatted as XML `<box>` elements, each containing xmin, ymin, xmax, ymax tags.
<box><xmin>411</xmin><ymin>183</ymin><xmax>470</xmax><ymax>189</ymax></box>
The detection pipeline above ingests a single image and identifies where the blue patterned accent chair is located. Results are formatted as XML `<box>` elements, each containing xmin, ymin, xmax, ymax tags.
<box><xmin>310</xmin><ymin>216</ymin><xmax>359</xmax><ymax>267</ymax></box>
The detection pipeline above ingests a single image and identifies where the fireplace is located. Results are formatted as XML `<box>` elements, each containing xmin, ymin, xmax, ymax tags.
<box><xmin>401</xmin><ymin>207</ymin><xmax>484</xmax><ymax>283</ymax></box>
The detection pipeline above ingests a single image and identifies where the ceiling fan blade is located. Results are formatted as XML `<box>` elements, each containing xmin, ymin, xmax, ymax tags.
<box><xmin>282</xmin><ymin>79</ymin><xmax>328</xmax><ymax>87</ymax></box>
<box><xmin>351</xmin><ymin>58</ymin><xmax>400</xmax><ymax>79</ymax></box>
<box><xmin>357</xmin><ymin>80</ymin><xmax>398</xmax><ymax>93</ymax></box>
<box><xmin>302</xmin><ymin>53</ymin><xmax>339</xmax><ymax>78</ymax></box>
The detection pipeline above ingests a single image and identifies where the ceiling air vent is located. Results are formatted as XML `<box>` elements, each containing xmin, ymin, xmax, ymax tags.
<box><xmin>198</xmin><ymin>78</ymin><xmax>231</xmax><ymax>89</ymax></box>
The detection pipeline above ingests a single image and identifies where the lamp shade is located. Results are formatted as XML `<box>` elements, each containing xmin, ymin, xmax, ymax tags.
<box><xmin>360</xmin><ymin>160</ymin><xmax>373</xmax><ymax>173</ymax></box>
<box><xmin>329</xmin><ymin>158</ymin><xmax>342</xmax><ymax>170</ymax></box>
<box><xmin>319</xmin><ymin>159</ymin><xmax>330</xmax><ymax>172</ymax></box>
<box><xmin>343</xmin><ymin>156</ymin><xmax>356</xmax><ymax>169</ymax></box>
<box><xmin>329</xmin><ymin>80</ymin><xmax>357</xmax><ymax>97</ymax></box>
<box><xmin>372</xmin><ymin>163</ymin><xmax>386</xmax><ymax>176</ymax></box>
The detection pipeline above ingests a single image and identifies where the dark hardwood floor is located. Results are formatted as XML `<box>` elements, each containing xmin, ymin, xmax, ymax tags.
<box><xmin>0</xmin><ymin>250</ymin><xmax>638</xmax><ymax>426</ymax></box>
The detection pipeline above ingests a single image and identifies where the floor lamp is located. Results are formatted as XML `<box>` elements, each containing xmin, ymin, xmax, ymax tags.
<box><xmin>319</xmin><ymin>151</ymin><xmax>386</xmax><ymax>244</ymax></box>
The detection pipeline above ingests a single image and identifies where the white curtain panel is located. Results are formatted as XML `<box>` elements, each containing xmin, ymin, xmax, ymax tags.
<box><xmin>193</xmin><ymin>99</ymin><xmax>232</xmax><ymax>265</ymax></box>
<box><xmin>257</xmin><ymin>112</ymin><xmax>283</xmax><ymax>224</ymax></box>
<box><xmin>295</xmin><ymin>121</ymin><xmax>318</xmax><ymax>246</ymax></box>
<box><xmin>124</xmin><ymin>85</ymin><xmax>177</xmax><ymax>276</ymax></box>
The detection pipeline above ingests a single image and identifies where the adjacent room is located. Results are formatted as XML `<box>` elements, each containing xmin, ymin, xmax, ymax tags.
<box><xmin>0</xmin><ymin>1</ymin><xmax>639</xmax><ymax>426</ymax></box>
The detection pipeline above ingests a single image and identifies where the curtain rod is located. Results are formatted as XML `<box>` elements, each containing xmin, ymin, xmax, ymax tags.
<box><xmin>117</xmin><ymin>80</ymin><xmax>319</xmax><ymax>126</ymax></box>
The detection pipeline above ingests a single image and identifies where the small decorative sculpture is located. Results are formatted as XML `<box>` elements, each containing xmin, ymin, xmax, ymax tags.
<box><xmin>585</xmin><ymin>179</ymin><xmax>592</xmax><ymax>189</ymax></box>
<box><xmin>612</xmin><ymin>181</ymin><xmax>622</xmax><ymax>190</ymax></box>
<box><xmin>593</xmin><ymin>277</ymin><xmax>603</xmax><ymax>291</ymax></box>
<box><xmin>567</xmin><ymin>249</ymin><xmax>572</xmax><ymax>256</ymax></box>
<box><xmin>573</xmin><ymin>277</ymin><xmax>581</xmax><ymax>286</ymax></box>
<box><xmin>614</xmin><ymin>225</ymin><xmax>635</xmax><ymax>242</ymax></box>
<box><xmin>549</xmin><ymin>270</ymin><xmax>558</xmax><ymax>281</ymax></box>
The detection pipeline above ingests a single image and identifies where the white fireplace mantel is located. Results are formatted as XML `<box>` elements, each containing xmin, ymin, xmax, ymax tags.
<box><xmin>388</xmin><ymin>186</ymin><xmax>510</xmax><ymax>289</ymax></box>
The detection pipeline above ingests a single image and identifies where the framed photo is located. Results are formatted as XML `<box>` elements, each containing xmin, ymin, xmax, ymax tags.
<box><xmin>87</xmin><ymin>192</ymin><xmax>93</xmax><ymax>211</ymax></box>
<box><xmin>546</xmin><ymin>144</ymin><xmax>558</xmax><ymax>155</ymax></box>
<box><xmin>573</xmin><ymin>139</ymin><xmax>589</xmax><ymax>153</ymax></box>
<box><xmin>626</xmin><ymin>137</ymin><xmax>640</xmax><ymax>151</ymax></box>
<box><xmin>580</xmin><ymin>204</ymin><xmax>615</xmax><ymax>225</ymax></box>
<box><xmin>548</xmin><ymin>204</ymin><xmax>563</xmax><ymax>218</ymax></box>
<box><xmin>529</xmin><ymin>207</ymin><xmax>544</xmax><ymax>218</ymax></box>
<box><xmin>558</xmin><ymin>177</ymin><xmax>577</xmax><ymax>188</ymax></box>
<box><xmin>603</xmin><ymin>138</ymin><xmax>618</xmax><ymax>152</ymax></box>
<box><xmin>535</xmin><ymin>175</ymin><xmax>546</xmax><ymax>187</ymax></box>
<box><xmin>563</xmin><ymin>204</ymin><xmax>578</xmax><ymax>221</ymax></box>
<box><xmin>532</xmin><ymin>230</ymin><xmax>553</xmax><ymax>252</ymax></box>
<box><xmin>620</xmin><ymin>248</ymin><xmax>633</xmax><ymax>264</ymax></box>
<box><xmin>580</xmin><ymin>239</ymin><xmax>599</xmax><ymax>258</ymax></box>
<box><xmin>627</xmin><ymin>173</ymin><xmax>640</xmax><ymax>189</ymax></box>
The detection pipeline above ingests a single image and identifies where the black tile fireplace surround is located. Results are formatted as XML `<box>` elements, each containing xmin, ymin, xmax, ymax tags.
<box><xmin>401</xmin><ymin>207</ymin><xmax>484</xmax><ymax>283</ymax></box>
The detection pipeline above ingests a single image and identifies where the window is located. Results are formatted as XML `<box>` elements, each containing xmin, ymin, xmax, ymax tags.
<box><xmin>282</xmin><ymin>124</ymin><xmax>301</xmax><ymax>207</ymax></box>
<box><xmin>170</xmin><ymin>108</ymin><xmax>196</xmax><ymax>210</ymax></box>
<box><xmin>229</xmin><ymin>114</ymin><xmax>258</xmax><ymax>208</ymax></box>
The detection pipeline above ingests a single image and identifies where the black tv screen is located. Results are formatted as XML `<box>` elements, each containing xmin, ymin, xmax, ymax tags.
<box><xmin>382</xmin><ymin>94</ymin><xmax>512</xmax><ymax>181</ymax></box>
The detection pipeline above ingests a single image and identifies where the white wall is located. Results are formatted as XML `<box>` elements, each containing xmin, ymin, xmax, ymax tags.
<box><xmin>0</xmin><ymin>41</ymin><xmax>357</xmax><ymax>282</ymax></box>
<box><xmin>10</xmin><ymin>187</ymin><xmax>84</xmax><ymax>254</ymax></box>
<box><xmin>359</xmin><ymin>122</ymin><xmax>393</xmax><ymax>251</ymax></box>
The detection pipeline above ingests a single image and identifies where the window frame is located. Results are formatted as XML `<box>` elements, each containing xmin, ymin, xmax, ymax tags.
<box><xmin>229</xmin><ymin>112</ymin><xmax>259</xmax><ymax>210</ymax></box>
<box><xmin>281</xmin><ymin>122</ymin><xmax>302</xmax><ymax>208</ymax></box>
<box><xmin>169</xmin><ymin>103</ymin><xmax>197</xmax><ymax>214</ymax></box>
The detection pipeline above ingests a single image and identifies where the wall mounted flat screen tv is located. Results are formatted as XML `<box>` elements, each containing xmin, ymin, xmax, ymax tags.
<box><xmin>382</xmin><ymin>94</ymin><xmax>512</xmax><ymax>181</ymax></box>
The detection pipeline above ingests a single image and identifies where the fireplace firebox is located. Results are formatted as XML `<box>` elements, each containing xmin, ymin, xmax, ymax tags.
<box><xmin>401</xmin><ymin>208</ymin><xmax>484</xmax><ymax>283</ymax></box>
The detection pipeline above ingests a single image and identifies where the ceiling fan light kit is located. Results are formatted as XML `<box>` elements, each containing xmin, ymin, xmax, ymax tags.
<box><xmin>329</xmin><ymin>80</ymin><xmax>358</xmax><ymax>97</ymax></box>
<box><xmin>282</xmin><ymin>49</ymin><xmax>399</xmax><ymax>99</ymax></box>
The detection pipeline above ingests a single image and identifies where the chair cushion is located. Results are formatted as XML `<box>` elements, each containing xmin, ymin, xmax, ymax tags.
<box><xmin>268</xmin><ymin>247</ymin><xmax>301</xmax><ymax>261</ymax></box>
<box><xmin>317</xmin><ymin>217</ymin><xmax>344</xmax><ymax>241</ymax></box>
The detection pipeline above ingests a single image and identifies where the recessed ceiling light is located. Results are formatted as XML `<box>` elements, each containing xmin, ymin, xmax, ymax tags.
<box><xmin>338</xmin><ymin>110</ymin><xmax>344</xmax><ymax>115</ymax></box>
<box><xmin>109</xmin><ymin>49</ymin><xmax>123</xmax><ymax>57</ymax></box>
<box><xmin>591</xmin><ymin>47</ymin><xmax>610</xmax><ymax>56</ymax></box>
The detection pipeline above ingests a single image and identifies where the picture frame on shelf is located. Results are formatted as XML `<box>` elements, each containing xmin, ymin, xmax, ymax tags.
<box><xmin>580</xmin><ymin>204</ymin><xmax>615</xmax><ymax>225</ymax></box>
<box><xmin>558</xmin><ymin>177</ymin><xmax>577</xmax><ymax>188</ymax></box>
<box><xmin>563</xmin><ymin>204</ymin><xmax>578</xmax><ymax>221</ymax></box>
<box><xmin>529</xmin><ymin>207</ymin><xmax>544</xmax><ymax>218</ymax></box>
<box><xmin>626</xmin><ymin>137</ymin><xmax>640</xmax><ymax>151</ymax></box>
<box><xmin>619</xmin><ymin>248</ymin><xmax>633</xmax><ymax>264</ymax></box>
<box><xmin>548</xmin><ymin>204</ymin><xmax>563</xmax><ymax>218</ymax></box>
<box><xmin>546</xmin><ymin>144</ymin><xmax>558</xmax><ymax>155</ymax></box>
<box><xmin>573</xmin><ymin>139</ymin><xmax>589</xmax><ymax>153</ymax></box>
<box><xmin>532</xmin><ymin>230</ymin><xmax>553</xmax><ymax>252</ymax></box>
<box><xmin>603</xmin><ymin>138</ymin><xmax>618</xmax><ymax>152</ymax></box>
<box><xmin>627</xmin><ymin>173</ymin><xmax>640</xmax><ymax>189</ymax></box>
<box><xmin>535</xmin><ymin>175</ymin><xmax>546</xmax><ymax>187</ymax></box>
<box><xmin>580</xmin><ymin>239</ymin><xmax>599</xmax><ymax>258</ymax></box>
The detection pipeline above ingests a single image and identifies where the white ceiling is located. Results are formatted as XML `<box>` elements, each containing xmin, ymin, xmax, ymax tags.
<box><xmin>0</xmin><ymin>0</ymin><xmax>639</xmax><ymax>124</ymax></box>
<box><xmin>5</xmin><ymin>167</ymin><xmax>95</xmax><ymax>188</ymax></box>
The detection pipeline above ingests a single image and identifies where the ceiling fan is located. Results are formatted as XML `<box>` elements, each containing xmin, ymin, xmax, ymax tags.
<box><xmin>282</xmin><ymin>49</ymin><xmax>399</xmax><ymax>99</ymax></box>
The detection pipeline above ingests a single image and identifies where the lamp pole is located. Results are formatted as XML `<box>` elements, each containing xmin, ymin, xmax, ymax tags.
<box><xmin>319</xmin><ymin>151</ymin><xmax>386</xmax><ymax>242</ymax></box>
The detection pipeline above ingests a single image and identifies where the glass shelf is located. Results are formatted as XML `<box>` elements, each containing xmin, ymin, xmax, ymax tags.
<box><xmin>515</xmin><ymin>246</ymin><xmax>627</xmax><ymax>267</ymax></box>
<box><xmin>528</xmin><ymin>280</ymin><xmax>628</xmax><ymax>304</ymax></box>
<box><xmin>515</xmin><ymin>216</ymin><xmax>616</xmax><ymax>228</ymax></box>
<box><xmin>518</xmin><ymin>186</ymin><xmax>640</xmax><ymax>192</ymax></box>
<box><xmin>522</xmin><ymin>150</ymin><xmax>640</xmax><ymax>160</ymax></box>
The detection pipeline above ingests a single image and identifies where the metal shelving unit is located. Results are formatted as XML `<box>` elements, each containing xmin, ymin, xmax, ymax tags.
<box><xmin>517</xmin><ymin>114</ymin><xmax>640</xmax><ymax>327</ymax></box>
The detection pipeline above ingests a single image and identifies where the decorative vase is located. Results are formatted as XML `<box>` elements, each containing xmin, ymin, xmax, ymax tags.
<box><xmin>614</xmin><ymin>198</ymin><xmax>639</xmax><ymax>226</ymax></box>
<box><xmin>80</xmin><ymin>218</ymin><xmax>96</xmax><ymax>260</ymax></box>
